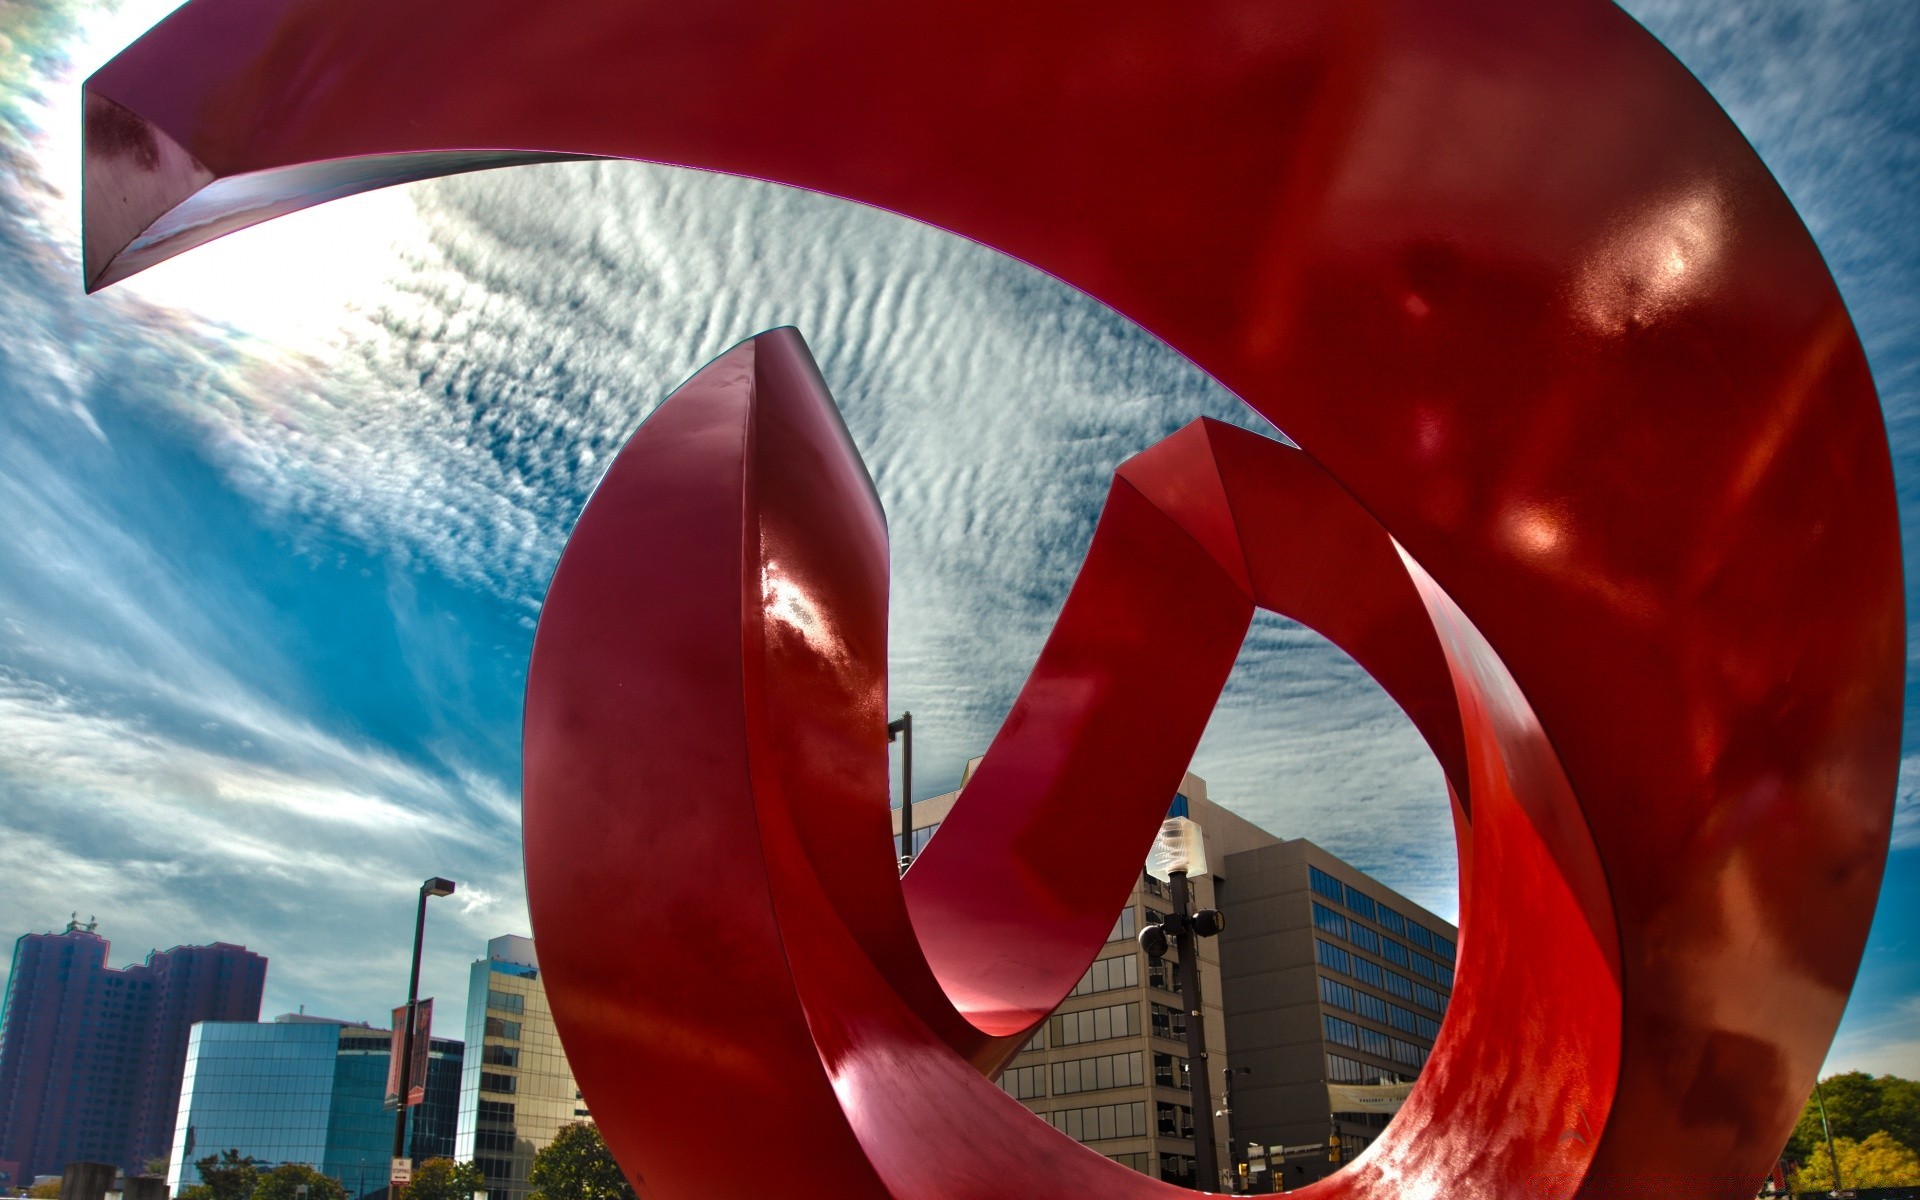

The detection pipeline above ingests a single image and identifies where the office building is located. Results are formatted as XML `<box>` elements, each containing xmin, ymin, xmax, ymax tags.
<box><xmin>453</xmin><ymin>937</ymin><xmax>586</xmax><ymax>1200</ymax></box>
<box><xmin>0</xmin><ymin>919</ymin><xmax>267</xmax><ymax>1180</ymax></box>
<box><xmin>895</xmin><ymin>762</ymin><xmax>1456</xmax><ymax>1192</ymax></box>
<box><xmin>1217</xmin><ymin>841</ymin><xmax>1455</xmax><ymax>1189</ymax></box>
<box><xmin>167</xmin><ymin>1014</ymin><xmax>463</xmax><ymax>1199</ymax></box>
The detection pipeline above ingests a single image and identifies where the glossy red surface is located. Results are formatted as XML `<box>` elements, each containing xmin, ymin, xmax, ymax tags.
<box><xmin>83</xmin><ymin>3</ymin><xmax>1902</xmax><ymax>1198</ymax></box>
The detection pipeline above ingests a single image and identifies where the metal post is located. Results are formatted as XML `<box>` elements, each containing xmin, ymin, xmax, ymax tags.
<box><xmin>393</xmin><ymin>886</ymin><xmax>431</xmax><ymax>1163</ymax></box>
<box><xmin>393</xmin><ymin>877</ymin><xmax>455</xmax><ymax>1182</ymax></box>
<box><xmin>1170</xmin><ymin>870</ymin><xmax>1217</xmax><ymax>1189</ymax></box>
<box><xmin>1813</xmin><ymin>1078</ymin><xmax>1844</xmax><ymax>1195</ymax></box>
<box><xmin>888</xmin><ymin>712</ymin><xmax>913</xmax><ymax>870</ymax></box>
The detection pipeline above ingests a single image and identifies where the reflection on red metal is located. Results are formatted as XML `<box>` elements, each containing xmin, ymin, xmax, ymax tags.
<box><xmin>82</xmin><ymin>3</ymin><xmax>1900</xmax><ymax>1199</ymax></box>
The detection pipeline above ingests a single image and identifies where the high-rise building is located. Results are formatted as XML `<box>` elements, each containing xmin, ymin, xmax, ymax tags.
<box><xmin>453</xmin><ymin>937</ymin><xmax>585</xmax><ymax>1200</ymax></box>
<box><xmin>895</xmin><ymin>762</ymin><xmax>1456</xmax><ymax>1193</ymax></box>
<box><xmin>0</xmin><ymin>919</ymin><xmax>267</xmax><ymax>1180</ymax></box>
<box><xmin>167</xmin><ymin>1014</ymin><xmax>463</xmax><ymax>1200</ymax></box>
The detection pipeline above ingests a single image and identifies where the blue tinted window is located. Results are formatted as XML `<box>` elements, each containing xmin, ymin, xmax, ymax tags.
<box><xmin>1382</xmin><ymin>971</ymin><xmax>1414</xmax><ymax>1001</ymax></box>
<box><xmin>1324</xmin><ymin>1015</ymin><xmax>1360</xmax><ymax>1049</ymax></box>
<box><xmin>1315</xmin><ymin>940</ymin><xmax>1352</xmax><ymax>975</ymax></box>
<box><xmin>1347</xmin><ymin>924</ymin><xmax>1381</xmax><ymax>956</ymax></box>
<box><xmin>1309</xmin><ymin>867</ymin><xmax>1344</xmax><ymax>902</ymax></box>
<box><xmin>1408</xmin><ymin>923</ymin><xmax>1435</xmax><ymax>952</ymax></box>
<box><xmin>1382</xmin><ymin>939</ymin><xmax>1410</xmax><ymax>968</ymax></box>
<box><xmin>1411</xmin><ymin>954</ymin><xmax>1438</xmax><ymax>982</ymax></box>
<box><xmin>1377</xmin><ymin>905</ymin><xmax>1407</xmax><ymax>937</ymax></box>
<box><xmin>1343</xmin><ymin>885</ymin><xmax>1378</xmax><ymax>922</ymax></box>
<box><xmin>1351</xmin><ymin>958</ymin><xmax>1384</xmax><ymax>989</ymax></box>
<box><xmin>1312</xmin><ymin>903</ymin><xmax>1349</xmax><ymax>939</ymax></box>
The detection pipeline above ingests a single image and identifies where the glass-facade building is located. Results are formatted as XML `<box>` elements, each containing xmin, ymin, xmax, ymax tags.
<box><xmin>453</xmin><ymin>937</ymin><xmax>585</xmax><ymax>1200</ymax></box>
<box><xmin>169</xmin><ymin>1017</ymin><xmax>463</xmax><ymax>1199</ymax></box>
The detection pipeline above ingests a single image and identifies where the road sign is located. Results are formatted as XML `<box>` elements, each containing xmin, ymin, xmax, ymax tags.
<box><xmin>390</xmin><ymin>1159</ymin><xmax>412</xmax><ymax>1186</ymax></box>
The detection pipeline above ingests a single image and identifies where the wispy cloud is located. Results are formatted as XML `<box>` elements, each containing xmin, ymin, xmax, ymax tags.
<box><xmin>0</xmin><ymin>0</ymin><xmax>1912</xmax><ymax>1051</ymax></box>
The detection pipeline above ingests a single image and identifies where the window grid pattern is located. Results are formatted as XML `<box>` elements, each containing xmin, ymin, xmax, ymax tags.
<box><xmin>1051</xmin><ymin>1052</ymin><xmax>1144</xmax><ymax>1096</ymax></box>
<box><xmin>998</xmin><ymin>1065</ymin><xmax>1046</xmax><ymax>1100</ymax></box>
<box><xmin>1045</xmin><ymin>1102</ymin><xmax>1147</xmax><ymax>1143</ymax></box>
<box><xmin>1070</xmin><ymin>955</ymin><xmax>1140</xmax><ymax>997</ymax></box>
<box><xmin>1049</xmin><ymin>1003</ymin><xmax>1139</xmax><ymax>1047</ymax></box>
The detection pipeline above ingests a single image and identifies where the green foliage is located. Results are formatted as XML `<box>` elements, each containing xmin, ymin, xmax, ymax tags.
<box><xmin>142</xmin><ymin>1159</ymin><xmax>172</xmax><ymax>1180</ymax></box>
<box><xmin>195</xmin><ymin>1151</ymin><xmax>261</xmax><ymax>1200</ymax></box>
<box><xmin>1790</xmin><ymin>1130</ymin><xmax>1920</xmax><ymax>1191</ymax></box>
<box><xmin>529</xmin><ymin>1123</ymin><xmax>634</xmax><ymax>1200</ymax></box>
<box><xmin>1786</xmin><ymin>1072</ymin><xmax>1920</xmax><ymax>1160</ymax></box>
<box><xmin>399</xmin><ymin>1158</ymin><xmax>485</xmax><ymax>1200</ymax></box>
<box><xmin>26</xmin><ymin>1181</ymin><xmax>59</xmax><ymax>1199</ymax></box>
<box><xmin>254</xmin><ymin>1163</ymin><xmax>347</xmax><ymax>1200</ymax></box>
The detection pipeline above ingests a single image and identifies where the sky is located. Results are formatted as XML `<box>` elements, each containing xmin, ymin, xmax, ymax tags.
<box><xmin>0</xmin><ymin>0</ymin><xmax>1915</xmax><ymax>1080</ymax></box>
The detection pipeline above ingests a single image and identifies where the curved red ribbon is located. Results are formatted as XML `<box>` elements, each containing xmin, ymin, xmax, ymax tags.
<box><xmin>83</xmin><ymin>3</ymin><xmax>1902</xmax><ymax>1198</ymax></box>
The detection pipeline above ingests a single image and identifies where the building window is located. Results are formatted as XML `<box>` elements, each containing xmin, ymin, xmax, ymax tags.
<box><xmin>476</xmin><ymin>1100</ymin><xmax>515</xmax><ymax>1124</ymax></box>
<box><xmin>1347</xmin><ymin>923</ymin><xmax>1382</xmax><ymax>956</ymax></box>
<box><xmin>998</xmin><ymin>1064</ymin><xmax>1047</xmax><ymax>1100</ymax></box>
<box><xmin>1411</xmin><ymin>953</ymin><xmax>1439</xmax><ymax>982</ymax></box>
<box><xmin>1381</xmin><ymin>939</ymin><xmax>1411</xmax><ymax>969</ymax></box>
<box><xmin>1327</xmin><ymin>1053</ymin><xmax>1391</xmax><ymax>1085</ymax></box>
<box><xmin>481</xmin><ymin>1045</ymin><xmax>519</xmax><ymax>1067</ymax></box>
<box><xmin>1407</xmin><ymin>922</ymin><xmax>1435</xmax><ymax>952</ymax></box>
<box><xmin>1150</xmin><ymin>1003</ymin><xmax>1186</xmax><ymax>1041</ymax></box>
<box><xmin>1155</xmin><ymin>1102</ymin><xmax>1194</xmax><ymax>1138</ymax></box>
<box><xmin>1342</xmin><ymin>884</ymin><xmax>1378</xmax><ymax>923</ymax></box>
<box><xmin>1315</xmin><ymin>939</ymin><xmax>1351</xmax><ymax>975</ymax></box>
<box><xmin>1143</xmin><ymin>872</ymin><xmax>1168</xmax><ymax>900</ymax></box>
<box><xmin>1045</xmin><ymin>1101</ymin><xmax>1147</xmax><ymax>1143</ymax></box>
<box><xmin>1376</xmin><ymin>904</ymin><xmax>1407</xmax><ymax>937</ymax></box>
<box><xmin>1108</xmin><ymin>1153</ymin><xmax>1151</xmax><ymax>1174</ymax></box>
<box><xmin>1351</xmin><ymin>957</ymin><xmax>1385</xmax><ymax>990</ymax></box>
<box><xmin>1147</xmin><ymin>956</ymin><xmax>1180</xmax><ymax>995</ymax></box>
<box><xmin>1435</xmin><ymin>935</ymin><xmax>1457</xmax><ymax>964</ymax></box>
<box><xmin>1324</xmin><ymin>1015</ymin><xmax>1361</xmax><ymax>1049</ymax></box>
<box><xmin>1359</xmin><ymin>1027</ymin><xmax>1392</xmax><ymax>1059</ymax></box>
<box><xmin>1050</xmin><ymin>1003</ymin><xmax>1139</xmax><ymax>1047</ymax></box>
<box><xmin>1312</xmin><ymin>903</ymin><xmax>1349</xmax><ymax>939</ymax></box>
<box><xmin>486</xmin><ymin>990</ymin><xmax>525</xmax><ymax>1015</ymax></box>
<box><xmin>1382</xmin><ymin>971</ymin><xmax>1415</xmax><ymax>1002</ymax></box>
<box><xmin>479</xmin><ymin>1072</ymin><xmax>517</xmax><ymax>1094</ymax></box>
<box><xmin>1108</xmin><ymin>909</ymin><xmax>1138</xmax><ymax>943</ymax></box>
<box><xmin>1052</xmin><ymin>1052</ymin><xmax>1144</xmax><ymax>1096</ymax></box>
<box><xmin>1160</xmin><ymin>1154</ymin><xmax>1196</xmax><ymax>1185</ymax></box>
<box><xmin>1071</xmin><ymin>955</ymin><xmax>1140</xmax><ymax>997</ymax></box>
<box><xmin>1309</xmin><ymin>866</ymin><xmax>1344</xmax><ymax>902</ymax></box>
<box><xmin>484</xmin><ymin>1017</ymin><xmax>521</xmax><ymax>1040</ymax></box>
<box><xmin>1022</xmin><ymin>1027</ymin><xmax>1047</xmax><ymax>1053</ymax></box>
<box><xmin>1152</xmin><ymin>1053</ymin><xmax>1187</xmax><ymax>1089</ymax></box>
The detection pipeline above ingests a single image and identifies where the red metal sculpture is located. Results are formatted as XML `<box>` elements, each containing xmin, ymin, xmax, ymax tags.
<box><xmin>81</xmin><ymin>2</ymin><xmax>1901</xmax><ymax>1198</ymax></box>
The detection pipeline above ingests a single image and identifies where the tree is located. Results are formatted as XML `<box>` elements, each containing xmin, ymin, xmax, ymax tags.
<box><xmin>529</xmin><ymin>1123</ymin><xmax>634</xmax><ymax>1200</ymax></box>
<box><xmin>254</xmin><ymin>1164</ymin><xmax>346</xmax><ymax>1200</ymax></box>
<box><xmin>1786</xmin><ymin>1072</ymin><xmax>1920</xmax><ymax>1160</ymax></box>
<box><xmin>192</xmin><ymin>1151</ymin><xmax>261</xmax><ymax>1200</ymax></box>
<box><xmin>399</xmin><ymin>1158</ymin><xmax>485</xmax><ymax>1200</ymax></box>
<box><xmin>26</xmin><ymin>1181</ymin><xmax>59</xmax><ymax>1199</ymax></box>
<box><xmin>143</xmin><ymin>1159</ymin><xmax>172</xmax><ymax>1179</ymax></box>
<box><xmin>1790</xmin><ymin>1130</ymin><xmax>1920</xmax><ymax>1192</ymax></box>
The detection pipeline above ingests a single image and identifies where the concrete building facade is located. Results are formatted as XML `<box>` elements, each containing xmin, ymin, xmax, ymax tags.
<box><xmin>895</xmin><ymin>761</ymin><xmax>1456</xmax><ymax>1193</ymax></box>
<box><xmin>453</xmin><ymin>937</ymin><xmax>585</xmax><ymax>1200</ymax></box>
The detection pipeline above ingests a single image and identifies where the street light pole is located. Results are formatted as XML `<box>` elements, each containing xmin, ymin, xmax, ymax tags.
<box><xmin>888</xmin><ymin>712</ymin><xmax>912</xmax><ymax>872</ymax></box>
<box><xmin>392</xmin><ymin>877</ymin><xmax>456</xmax><ymax>1181</ymax></box>
<box><xmin>1169</xmin><ymin>869</ymin><xmax>1217</xmax><ymax>1190</ymax></box>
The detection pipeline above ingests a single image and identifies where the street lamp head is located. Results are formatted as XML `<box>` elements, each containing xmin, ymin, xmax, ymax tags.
<box><xmin>422</xmin><ymin>877</ymin><xmax>457</xmax><ymax>898</ymax></box>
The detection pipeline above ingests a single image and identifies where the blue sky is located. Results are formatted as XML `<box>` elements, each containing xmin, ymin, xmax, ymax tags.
<box><xmin>0</xmin><ymin>0</ymin><xmax>1915</xmax><ymax>1079</ymax></box>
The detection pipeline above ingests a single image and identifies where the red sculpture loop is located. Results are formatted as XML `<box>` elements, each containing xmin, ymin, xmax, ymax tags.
<box><xmin>82</xmin><ymin>3</ymin><xmax>1901</xmax><ymax>1199</ymax></box>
